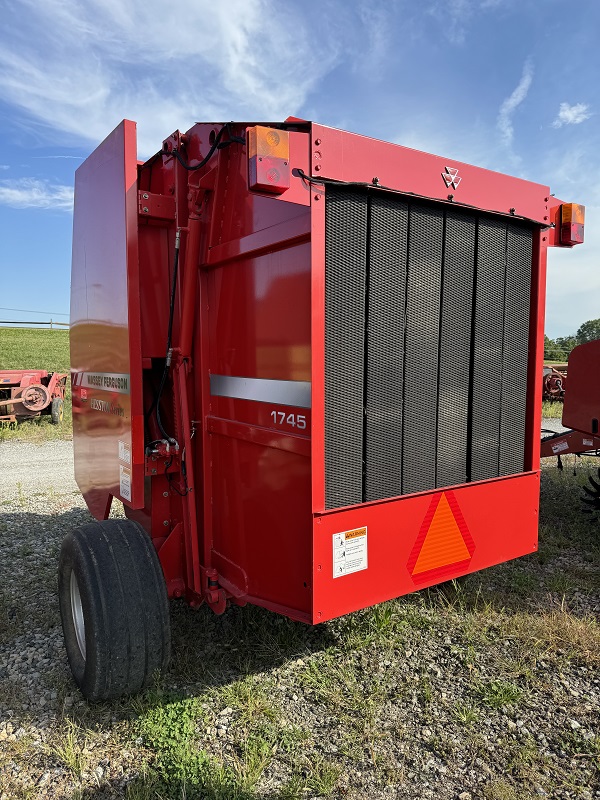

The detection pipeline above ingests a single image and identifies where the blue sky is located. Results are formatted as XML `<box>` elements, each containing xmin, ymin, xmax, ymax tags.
<box><xmin>0</xmin><ymin>0</ymin><xmax>598</xmax><ymax>337</ymax></box>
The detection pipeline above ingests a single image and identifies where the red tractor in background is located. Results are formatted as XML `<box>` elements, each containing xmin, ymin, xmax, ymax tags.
<box><xmin>0</xmin><ymin>369</ymin><xmax>67</xmax><ymax>424</ymax></box>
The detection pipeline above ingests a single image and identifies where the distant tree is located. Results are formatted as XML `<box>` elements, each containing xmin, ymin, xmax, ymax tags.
<box><xmin>555</xmin><ymin>335</ymin><xmax>577</xmax><ymax>358</ymax></box>
<box><xmin>544</xmin><ymin>334</ymin><xmax>570</xmax><ymax>361</ymax></box>
<box><xmin>576</xmin><ymin>318</ymin><xmax>600</xmax><ymax>344</ymax></box>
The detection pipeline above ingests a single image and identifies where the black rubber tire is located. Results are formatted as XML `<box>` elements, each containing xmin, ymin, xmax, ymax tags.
<box><xmin>58</xmin><ymin>519</ymin><xmax>171</xmax><ymax>701</ymax></box>
<box><xmin>50</xmin><ymin>397</ymin><xmax>64</xmax><ymax>424</ymax></box>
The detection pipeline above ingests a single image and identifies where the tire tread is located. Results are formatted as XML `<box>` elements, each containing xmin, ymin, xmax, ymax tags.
<box><xmin>59</xmin><ymin>519</ymin><xmax>171</xmax><ymax>700</ymax></box>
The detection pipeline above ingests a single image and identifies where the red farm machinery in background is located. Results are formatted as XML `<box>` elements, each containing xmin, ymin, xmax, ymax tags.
<box><xmin>542</xmin><ymin>363</ymin><xmax>568</xmax><ymax>402</ymax></box>
<box><xmin>0</xmin><ymin>369</ymin><xmax>67</xmax><ymax>424</ymax></box>
<box><xmin>61</xmin><ymin>117</ymin><xmax>584</xmax><ymax>700</ymax></box>
<box><xmin>541</xmin><ymin>338</ymin><xmax>600</xmax><ymax>460</ymax></box>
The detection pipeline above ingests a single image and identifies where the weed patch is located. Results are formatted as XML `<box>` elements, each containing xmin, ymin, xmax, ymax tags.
<box><xmin>474</xmin><ymin>679</ymin><xmax>523</xmax><ymax>709</ymax></box>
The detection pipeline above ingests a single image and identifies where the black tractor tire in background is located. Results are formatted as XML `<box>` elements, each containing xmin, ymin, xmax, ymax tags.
<box><xmin>50</xmin><ymin>397</ymin><xmax>64</xmax><ymax>424</ymax></box>
<box><xmin>58</xmin><ymin>519</ymin><xmax>171</xmax><ymax>701</ymax></box>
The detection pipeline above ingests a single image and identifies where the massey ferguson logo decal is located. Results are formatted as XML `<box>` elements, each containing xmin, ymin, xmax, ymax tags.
<box><xmin>442</xmin><ymin>166</ymin><xmax>462</xmax><ymax>190</ymax></box>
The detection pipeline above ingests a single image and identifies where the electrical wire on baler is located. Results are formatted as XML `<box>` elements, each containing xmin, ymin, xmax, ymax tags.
<box><xmin>295</xmin><ymin>168</ymin><xmax>549</xmax><ymax>228</ymax></box>
<box><xmin>146</xmin><ymin>229</ymin><xmax>181</xmax><ymax>450</ymax></box>
<box><xmin>168</xmin><ymin>123</ymin><xmax>245</xmax><ymax>172</ymax></box>
<box><xmin>145</xmin><ymin>123</ymin><xmax>245</xmax><ymax>458</ymax></box>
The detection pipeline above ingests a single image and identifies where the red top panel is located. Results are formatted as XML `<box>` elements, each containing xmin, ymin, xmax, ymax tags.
<box><xmin>311</xmin><ymin>123</ymin><xmax>551</xmax><ymax>225</ymax></box>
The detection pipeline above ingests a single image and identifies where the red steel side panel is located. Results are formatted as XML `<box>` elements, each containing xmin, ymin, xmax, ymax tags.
<box><xmin>309</xmin><ymin>171</ymin><xmax>326</xmax><ymax>514</ymax></box>
<box><xmin>70</xmin><ymin>120</ymin><xmax>144</xmax><ymax>518</ymax></box>
<box><xmin>563</xmin><ymin>340</ymin><xmax>600</xmax><ymax>435</ymax></box>
<box><xmin>312</xmin><ymin>473</ymin><xmax>539</xmax><ymax>623</ymax></box>
<box><xmin>205</xmin><ymin>236</ymin><xmax>313</xmax><ymax>619</ymax></box>
<box><xmin>525</xmin><ymin>230</ymin><xmax>548</xmax><ymax>470</ymax></box>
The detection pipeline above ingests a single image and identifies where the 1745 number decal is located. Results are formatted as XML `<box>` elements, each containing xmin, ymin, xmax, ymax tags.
<box><xmin>270</xmin><ymin>411</ymin><xmax>307</xmax><ymax>430</ymax></box>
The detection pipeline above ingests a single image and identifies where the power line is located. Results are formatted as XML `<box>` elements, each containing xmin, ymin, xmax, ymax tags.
<box><xmin>0</xmin><ymin>306</ymin><xmax>69</xmax><ymax>317</ymax></box>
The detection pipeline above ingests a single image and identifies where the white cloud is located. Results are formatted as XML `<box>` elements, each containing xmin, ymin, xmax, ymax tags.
<box><xmin>428</xmin><ymin>0</ymin><xmax>505</xmax><ymax>45</ymax></box>
<box><xmin>497</xmin><ymin>59</ymin><xmax>534</xmax><ymax>150</ymax></box>
<box><xmin>0</xmin><ymin>178</ymin><xmax>74</xmax><ymax>210</ymax></box>
<box><xmin>428</xmin><ymin>0</ymin><xmax>472</xmax><ymax>45</ymax></box>
<box><xmin>356</xmin><ymin>4</ymin><xmax>392</xmax><ymax>77</ymax></box>
<box><xmin>552</xmin><ymin>102</ymin><xmax>592</xmax><ymax>129</ymax></box>
<box><xmin>0</xmin><ymin>0</ymin><xmax>341</xmax><ymax>156</ymax></box>
<box><xmin>0</xmin><ymin>165</ymin><xmax>9</xmax><ymax>170</ymax></box>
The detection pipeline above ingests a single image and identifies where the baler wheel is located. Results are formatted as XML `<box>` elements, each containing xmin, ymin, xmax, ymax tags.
<box><xmin>58</xmin><ymin>519</ymin><xmax>171</xmax><ymax>701</ymax></box>
<box><xmin>51</xmin><ymin>397</ymin><xmax>64</xmax><ymax>424</ymax></box>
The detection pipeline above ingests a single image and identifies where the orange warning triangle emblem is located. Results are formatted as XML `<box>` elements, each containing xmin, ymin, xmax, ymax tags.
<box><xmin>407</xmin><ymin>491</ymin><xmax>475</xmax><ymax>584</ymax></box>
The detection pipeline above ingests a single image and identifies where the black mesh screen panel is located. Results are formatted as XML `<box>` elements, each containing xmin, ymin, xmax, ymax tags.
<box><xmin>323</xmin><ymin>187</ymin><xmax>534</xmax><ymax>509</ymax></box>
<box><xmin>499</xmin><ymin>224</ymin><xmax>532</xmax><ymax>475</ymax></box>
<box><xmin>470</xmin><ymin>219</ymin><xmax>507</xmax><ymax>481</ymax></box>
<box><xmin>402</xmin><ymin>205</ymin><xmax>444</xmax><ymax>495</ymax></box>
<box><xmin>437</xmin><ymin>212</ymin><xmax>476</xmax><ymax>487</ymax></box>
<box><xmin>364</xmin><ymin>195</ymin><xmax>408</xmax><ymax>501</ymax></box>
<box><xmin>324</xmin><ymin>188</ymin><xmax>368</xmax><ymax>509</ymax></box>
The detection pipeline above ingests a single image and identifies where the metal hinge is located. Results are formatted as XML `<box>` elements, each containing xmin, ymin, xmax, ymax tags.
<box><xmin>138</xmin><ymin>191</ymin><xmax>176</xmax><ymax>220</ymax></box>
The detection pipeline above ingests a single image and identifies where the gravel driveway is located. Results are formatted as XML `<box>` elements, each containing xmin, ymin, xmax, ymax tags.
<box><xmin>0</xmin><ymin>437</ymin><xmax>598</xmax><ymax>800</ymax></box>
<box><xmin>0</xmin><ymin>440</ymin><xmax>77</xmax><ymax>499</ymax></box>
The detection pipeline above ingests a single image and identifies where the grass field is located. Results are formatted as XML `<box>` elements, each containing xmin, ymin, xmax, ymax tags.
<box><xmin>0</xmin><ymin>327</ymin><xmax>71</xmax><ymax>441</ymax></box>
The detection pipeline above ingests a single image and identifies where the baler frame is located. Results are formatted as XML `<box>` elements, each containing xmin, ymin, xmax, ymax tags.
<box><xmin>64</xmin><ymin>117</ymin><xmax>584</xmax><ymax>699</ymax></box>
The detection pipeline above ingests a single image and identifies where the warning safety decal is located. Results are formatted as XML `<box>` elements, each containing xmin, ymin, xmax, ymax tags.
<box><xmin>407</xmin><ymin>491</ymin><xmax>475</xmax><ymax>585</ymax></box>
<box><xmin>119</xmin><ymin>465</ymin><xmax>132</xmax><ymax>502</ymax></box>
<box><xmin>333</xmin><ymin>527</ymin><xmax>368</xmax><ymax>578</ymax></box>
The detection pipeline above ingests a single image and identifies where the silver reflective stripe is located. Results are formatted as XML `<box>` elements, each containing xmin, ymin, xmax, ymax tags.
<box><xmin>210</xmin><ymin>375</ymin><xmax>311</xmax><ymax>409</ymax></box>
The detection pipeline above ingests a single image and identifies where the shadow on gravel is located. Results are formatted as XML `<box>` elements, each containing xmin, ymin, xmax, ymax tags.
<box><xmin>1</xmin><ymin>504</ymin><xmax>338</xmax><ymax>799</ymax></box>
<box><xmin>1</xmin><ymin>503</ymin><xmax>336</xmax><ymax>701</ymax></box>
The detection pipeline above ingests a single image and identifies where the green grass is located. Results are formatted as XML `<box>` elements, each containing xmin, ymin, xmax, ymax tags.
<box><xmin>0</xmin><ymin>327</ymin><xmax>71</xmax><ymax>441</ymax></box>
<box><xmin>474</xmin><ymin>679</ymin><xmax>522</xmax><ymax>708</ymax></box>
<box><xmin>541</xmin><ymin>399</ymin><xmax>563</xmax><ymax>419</ymax></box>
<box><xmin>49</xmin><ymin>720</ymin><xmax>91</xmax><ymax>778</ymax></box>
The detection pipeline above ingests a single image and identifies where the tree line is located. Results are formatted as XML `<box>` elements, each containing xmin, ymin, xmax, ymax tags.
<box><xmin>544</xmin><ymin>318</ymin><xmax>600</xmax><ymax>362</ymax></box>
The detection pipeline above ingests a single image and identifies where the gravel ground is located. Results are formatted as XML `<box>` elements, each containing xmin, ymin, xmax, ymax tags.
<box><xmin>0</xmin><ymin>440</ymin><xmax>77</xmax><ymax>499</ymax></box>
<box><xmin>0</xmin><ymin>439</ymin><xmax>598</xmax><ymax>800</ymax></box>
<box><xmin>541</xmin><ymin>418</ymin><xmax>569</xmax><ymax>436</ymax></box>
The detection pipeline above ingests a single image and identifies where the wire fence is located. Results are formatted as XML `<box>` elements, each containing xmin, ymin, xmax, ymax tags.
<box><xmin>0</xmin><ymin>320</ymin><xmax>70</xmax><ymax>329</ymax></box>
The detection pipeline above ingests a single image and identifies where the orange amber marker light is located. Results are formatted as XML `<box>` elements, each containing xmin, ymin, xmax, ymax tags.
<box><xmin>248</xmin><ymin>126</ymin><xmax>290</xmax><ymax>193</ymax></box>
<box><xmin>560</xmin><ymin>203</ymin><xmax>585</xmax><ymax>245</ymax></box>
<box><xmin>248</xmin><ymin>126</ymin><xmax>289</xmax><ymax>159</ymax></box>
